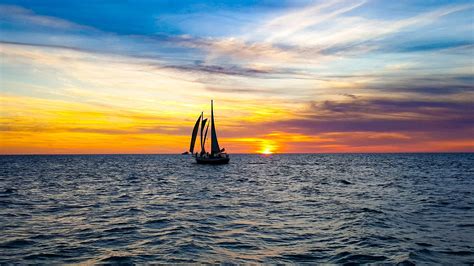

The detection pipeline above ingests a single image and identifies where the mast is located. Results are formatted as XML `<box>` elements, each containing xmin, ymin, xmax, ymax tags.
<box><xmin>189</xmin><ymin>113</ymin><xmax>201</xmax><ymax>153</ymax></box>
<box><xmin>210</xmin><ymin>100</ymin><xmax>220</xmax><ymax>155</ymax></box>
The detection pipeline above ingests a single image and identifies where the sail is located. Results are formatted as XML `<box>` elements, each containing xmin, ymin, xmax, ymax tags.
<box><xmin>202</xmin><ymin>123</ymin><xmax>209</xmax><ymax>151</ymax></box>
<box><xmin>200</xmin><ymin>118</ymin><xmax>208</xmax><ymax>152</ymax></box>
<box><xmin>210</xmin><ymin>100</ymin><xmax>221</xmax><ymax>154</ymax></box>
<box><xmin>189</xmin><ymin>113</ymin><xmax>201</xmax><ymax>153</ymax></box>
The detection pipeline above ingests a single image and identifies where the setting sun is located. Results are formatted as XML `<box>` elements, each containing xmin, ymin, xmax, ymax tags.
<box><xmin>259</xmin><ymin>144</ymin><xmax>277</xmax><ymax>155</ymax></box>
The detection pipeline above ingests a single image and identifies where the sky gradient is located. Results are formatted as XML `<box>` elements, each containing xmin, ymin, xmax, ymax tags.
<box><xmin>1</xmin><ymin>0</ymin><xmax>473</xmax><ymax>154</ymax></box>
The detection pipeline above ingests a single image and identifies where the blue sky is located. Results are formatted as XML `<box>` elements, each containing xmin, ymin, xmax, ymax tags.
<box><xmin>0</xmin><ymin>0</ymin><xmax>473</xmax><ymax>153</ymax></box>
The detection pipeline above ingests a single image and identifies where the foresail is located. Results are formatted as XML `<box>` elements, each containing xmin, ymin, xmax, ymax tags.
<box><xmin>210</xmin><ymin>100</ymin><xmax>221</xmax><ymax>154</ymax></box>
<box><xmin>203</xmin><ymin>123</ymin><xmax>209</xmax><ymax>151</ymax></box>
<box><xmin>189</xmin><ymin>113</ymin><xmax>201</xmax><ymax>153</ymax></box>
<box><xmin>200</xmin><ymin>118</ymin><xmax>208</xmax><ymax>152</ymax></box>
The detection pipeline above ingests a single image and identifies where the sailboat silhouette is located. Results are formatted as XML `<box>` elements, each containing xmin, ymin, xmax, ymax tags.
<box><xmin>188</xmin><ymin>100</ymin><xmax>230</xmax><ymax>164</ymax></box>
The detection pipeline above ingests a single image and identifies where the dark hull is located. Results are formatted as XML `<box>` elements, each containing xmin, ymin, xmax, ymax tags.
<box><xmin>196</xmin><ymin>157</ymin><xmax>230</xmax><ymax>164</ymax></box>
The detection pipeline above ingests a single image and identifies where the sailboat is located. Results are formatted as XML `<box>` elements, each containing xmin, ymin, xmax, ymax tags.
<box><xmin>188</xmin><ymin>100</ymin><xmax>230</xmax><ymax>164</ymax></box>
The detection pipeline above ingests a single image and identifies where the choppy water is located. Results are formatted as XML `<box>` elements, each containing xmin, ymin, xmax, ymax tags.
<box><xmin>1</xmin><ymin>154</ymin><xmax>473</xmax><ymax>264</ymax></box>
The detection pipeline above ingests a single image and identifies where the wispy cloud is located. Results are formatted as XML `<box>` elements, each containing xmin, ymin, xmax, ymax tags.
<box><xmin>144</xmin><ymin>0</ymin><xmax>474</xmax><ymax>73</ymax></box>
<box><xmin>256</xmin><ymin>0</ymin><xmax>367</xmax><ymax>44</ymax></box>
<box><xmin>0</xmin><ymin>5</ymin><xmax>94</xmax><ymax>31</ymax></box>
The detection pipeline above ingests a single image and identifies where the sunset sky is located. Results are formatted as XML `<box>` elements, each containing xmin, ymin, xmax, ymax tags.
<box><xmin>1</xmin><ymin>0</ymin><xmax>473</xmax><ymax>154</ymax></box>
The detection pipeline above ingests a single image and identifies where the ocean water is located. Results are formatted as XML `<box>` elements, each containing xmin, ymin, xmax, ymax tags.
<box><xmin>0</xmin><ymin>154</ymin><xmax>473</xmax><ymax>264</ymax></box>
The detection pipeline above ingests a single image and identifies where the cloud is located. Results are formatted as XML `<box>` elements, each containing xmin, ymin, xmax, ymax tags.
<box><xmin>0</xmin><ymin>5</ymin><xmax>94</xmax><ymax>31</ymax></box>
<box><xmin>265</xmin><ymin>99</ymin><xmax>474</xmax><ymax>135</ymax></box>
<box><xmin>205</xmin><ymin>87</ymin><xmax>280</xmax><ymax>95</ymax></box>
<box><xmin>365</xmin><ymin>75</ymin><xmax>474</xmax><ymax>96</ymax></box>
<box><xmin>181</xmin><ymin>36</ymin><xmax>298</xmax><ymax>64</ymax></box>
<box><xmin>158</xmin><ymin>62</ymin><xmax>271</xmax><ymax>77</ymax></box>
<box><xmin>314</xmin><ymin>99</ymin><xmax>473</xmax><ymax>117</ymax></box>
<box><xmin>257</xmin><ymin>0</ymin><xmax>367</xmax><ymax>44</ymax></box>
<box><xmin>297</xmin><ymin>3</ymin><xmax>474</xmax><ymax>55</ymax></box>
<box><xmin>341</xmin><ymin>93</ymin><xmax>358</xmax><ymax>99</ymax></box>
<box><xmin>150</xmin><ymin>1</ymin><xmax>474</xmax><ymax>69</ymax></box>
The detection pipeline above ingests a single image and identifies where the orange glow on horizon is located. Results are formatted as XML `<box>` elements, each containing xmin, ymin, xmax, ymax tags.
<box><xmin>260</xmin><ymin>148</ymin><xmax>274</xmax><ymax>155</ymax></box>
<box><xmin>257</xmin><ymin>142</ymin><xmax>278</xmax><ymax>155</ymax></box>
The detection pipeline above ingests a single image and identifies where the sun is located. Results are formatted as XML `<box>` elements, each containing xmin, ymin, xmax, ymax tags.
<box><xmin>258</xmin><ymin>143</ymin><xmax>277</xmax><ymax>155</ymax></box>
<box><xmin>260</xmin><ymin>148</ymin><xmax>273</xmax><ymax>155</ymax></box>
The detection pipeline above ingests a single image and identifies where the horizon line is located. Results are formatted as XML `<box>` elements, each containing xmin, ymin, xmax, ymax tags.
<box><xmin>1</xmin><ymin>152</ymin><xmax>473</xmax><ymax>156</ymax></box>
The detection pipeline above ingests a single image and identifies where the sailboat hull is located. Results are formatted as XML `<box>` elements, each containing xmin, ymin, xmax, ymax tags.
<box><xmin>196</xmin><ymin>156</ymin><xmax>230</xmax><ymax>164</ymax></box>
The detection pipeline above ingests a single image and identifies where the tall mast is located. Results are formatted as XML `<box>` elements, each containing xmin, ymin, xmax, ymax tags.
<box><xmin>210</xmin><ymin>100</ymin><xmax>220</xmax><ymax>155</ymax></box>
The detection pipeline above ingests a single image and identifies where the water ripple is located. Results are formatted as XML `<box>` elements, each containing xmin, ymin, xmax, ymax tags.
<box><xmin>0</xmin><ymin>153</ymin><xmax>473</xmax><ymax>263</ymax></box>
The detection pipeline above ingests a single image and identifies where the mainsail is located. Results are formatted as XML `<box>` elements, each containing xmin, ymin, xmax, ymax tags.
<box><xmin>189</xmin><ymin>113</ymin><xmax>202</xmax><ymax>153</ymax></box>
<box><xmin>200</xmin><ymin>118</ymin><xmax>208</xmax><ymax>152</ymax></box>
<box><xmin>210</xmin><ymin>100</ymin><xmax>221</xmax><ymax>154</ymax></box>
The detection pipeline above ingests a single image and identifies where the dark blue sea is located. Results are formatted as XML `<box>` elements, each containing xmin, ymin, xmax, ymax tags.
<box><xmin>1</xmin><ymin>154</ymin><xmax>473</xmax><ymax>264</ymax></box>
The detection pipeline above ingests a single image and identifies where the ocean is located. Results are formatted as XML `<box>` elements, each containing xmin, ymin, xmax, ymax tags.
<box><xmin>1</xmin><ymin>154</ymin><xmax>473</xmax><ymax>264</ymax></box>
